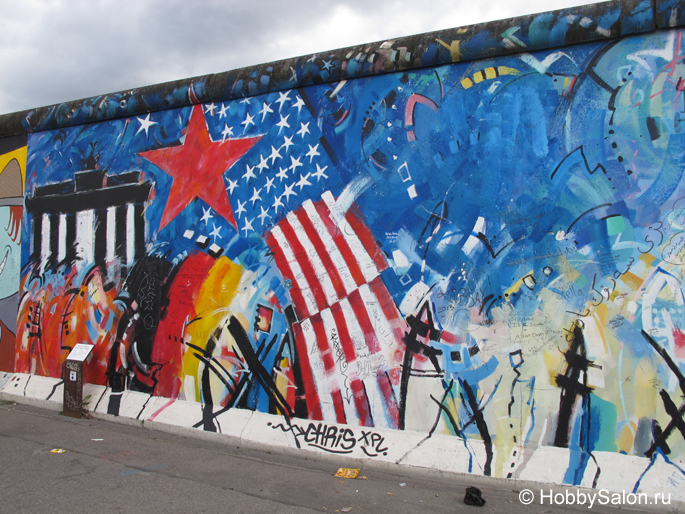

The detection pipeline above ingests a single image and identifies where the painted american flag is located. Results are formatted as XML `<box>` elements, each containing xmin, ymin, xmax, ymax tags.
<box><xmin>203</xmin><ymin>91</ymin><xmax>407</xmax><ymax>428</ymax></box>
<box><xmin>266</xmin><ymin>191</ymin><xmax>406</xmax><ymax>429</ymax></box>
<box><xmin>204</xmin><ymin>90</ymin><xmax>335</xmax><ymax>238</ymax></box>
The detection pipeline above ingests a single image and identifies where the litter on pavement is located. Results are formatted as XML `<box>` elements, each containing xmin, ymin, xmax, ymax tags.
<box><xmin>464</xmin><ymin>486</ymin><xmax>486</xmax><ymax>506</ymax></box>
<box><xmin>334</xmin><ymin>468</ymin><xmax>360</xmax><ymax>479</ymax></box>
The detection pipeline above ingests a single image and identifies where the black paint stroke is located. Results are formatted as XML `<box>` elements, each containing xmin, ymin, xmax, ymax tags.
<box><xmin>461</xmin><ymin>379</ymin><xmax>493</xmax><ymax>476</ymax></box>
<box><xmin>566</xmin><ymin>203</ymin><xmax>613</xmax><ymax>234</ymax></box>
<box><xmin>200</xmin><ymin>332</ymin><xmax>219</xmax><ymax>432</ymax></box>
<box><xmin>641</xmin><ymin>331</ymin><xmax>685</xmax><ymax>458</ymax></box>
<box><xmin>580</xmin><ymin>393</ymin><xmax>602</xmax><ymax>488</ymax></box>
<box><xmin>476</xmin><ymin>232</ymin><xmax>524</xmax><ymax>259</ymax></box>
<box><xmin>398</xmin><ymin>300</ymin><xmax>444</xmax><ymax>430</ymax></box>
<box><xmin>227</xmin><ymin>316</ymin><xmax>294</xmax><ymax>418</ymax></box>
<box><xmin>554</xmin><ymin>322</ymin><xmax>594</xmax><ymax>448</ymax></box>
<box><xmin>550</xmin><ymin>145</ymin><xmax>608</xmax><ymax>180</ymax></box>
<box><xmin>508</xmin><ymin>350</ymin><xmax>523</xmax><ymax>417</ymax></box>
<box><xmin>281</xmin><ymin>306</ymin><xmax>308</xmax><ymax>419</ymax></box>
<box><xmin>642</xmin><ymin>330</ymin><xmax>685</xmax><ymax>396</ymax></box>
<box><xmin>428</xmin><ymin>380</ymin><xmax>464</xmax><ymax>439</ymax></box>
<box><xmin>417</xmin><ymin>200</ymin><xmax>449</xmax><ymax>275</ymax></box>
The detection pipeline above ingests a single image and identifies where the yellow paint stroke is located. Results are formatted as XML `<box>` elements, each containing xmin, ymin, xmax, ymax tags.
<box><xmin>639</xmin><ymin>252</ymin><xmax>658</xmax><ymax>266</ymax></box>
<box><xmin>274</xmin><ymin>357</ymin><xmax>291</xmax><ymax>415</ymax></box>
<box><xmin>620</xmin><ymin>271</ymin><xmax>642</xmax><ymax>291</ymax></box>
<box><xmin>504</xmin><ymin>272</ymin><xmax>533</xmax><ymax>297</ymax></box>
<box><xmin>634</xmin><ymin>363</ymin><xmax>657</xmax><ymax>419</ymax></box>
<box><xmin>461</xmin><ymin>66</ymin><xmax>518</xmax><ymax>89</ymax></box>
<box><xmin>543</xmin><ymin>350</ymin><xmax>563</xmax><ymax>386</ymax></box>
<box><xmin>182</xmin><ymin>256</ymin><xmax>243</xmax><ymax>402</ymax></box>
<box><xmin>436</xmin><ymin>38</ymin><xmax>460</xmax><ymax>62</ymax></box>
<box><xmin>617</xmin><ymin>421</ymin><xmax>636</xmax><ymax>453</ymax></box>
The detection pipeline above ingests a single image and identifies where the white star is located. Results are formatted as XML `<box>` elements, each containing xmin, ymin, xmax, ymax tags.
<box><xmin>273</xmin><ymin>195</ymin><xmax>285</xmax><ymax>213</ymax></box>
<box><xmin>313</xmin><ymin>163</ymin><xmax>329</xmax><ymax>181</ymax></box>
<box><xmin>258</xmin><ymin>102</ymin><xmax>273</xmax><ymax>121</ymax></box>
<box><xmin>296</xmin><ymin>172</ymin><xmax>312</xmax><ymax>190</ymax></box>
<box><xmin>204</xmin><ymin>103</ymin><xmax>217</xmax><ymax>116</ymax></box>
<box><xmin>289</xmin><ymin>66</ymin><xmax>297</xmax><ymax>82</ymax></box>
<box><xmin>276</xmin><ymin>114</ymin><xmax>290</xmax><ymax>134</ymax></box>
<box><xmin>281</xmin><ymin>135</ymin><xmax>294</xmax><ymax>152</ymax></box>
<box><xmin>296</xmin><ymin>122</ymin><xmax>310</xmax><ymax>138</ymax></box>
<box><xmin>209</xmin><ymin>223</ymin><xmax>223</xmax><ymax>242</ymax></box>
<box><xmin>136</xmin><ymin>114</ymin><xmax>157</xmax><ymax>136</ymax></box>
<box><xmin>305</xmin><ymin>144</ymin><xmax>320</xmax><ymax>163</ymax></box>
<box><xmin>291</xmin><ymin>96</ymin><xmax>306</xmax><ymax>114</ymax></box>
<box><xmin>243</xmin><ymin>164</ymin><xmax>257</xmax><ymax>183</ymax></box>
<box><xmin>226</xmin><ymin>178</ymin><xmax>238</xmax><ymax>195</ymax></box>
<box><xmin>249</xmin><ymin>187</ymin><xmax>262</xmax><ymax>206</ymax></box>
<box><xmin>268</xmin><ymin>145</ymin><xmax>282</xmax><ymax>164</ymax></box>
<box><xmin>200</xmin><ymin>206</ymin><xmax>213</xmax><ymax>225</ymax></box>
<box><xmin>289</xmin><ymin>155</ymin><xmax>303</xmax><ymax>172</ymax></box>
<box><xmin>221</xmin><ymin>123</ymin><xmax>234</xmax><ymax>140</ymax></box>
<box><xmin>257</xmin><ymin>206</ymin><xmax>272</xmax><ymax>226</ymax></box>
<box><xmin>282</xmin><ymin>182</ymin><xmax>297</xmax><ymax>202</ymax></box>
<box><xmin>218</xmin><ymin>103</ymin><xmax>229</xmax><ymax>118</ymax></box>
<box><xmin>264</xmin><ymin>176</ymin><xmax>276</xmax><ymax>193</ymax></box>
<box><xmin>276</xmin><ymin>167</ymin><xmax>289</xmax><ymax>182</ymax></box>
<box><xmin>275</xmin><ymin>91</ymin><xmax>291</xmax><ymax>110</ymax></box>
<box><xmin>322</xmin><ymin>60</ymin><xmax>333</xmax><ymax>71</ymax></box>
<box><xmin>242</xmin><ymin>217</ymin><xmax>255</xmax><ymax>236</ymax></box>
<box><xmin>235</xmin><ymin>199</ymin><xmax>247</xmax><ymax>219</ymax></box>
<box><xmin>256</xmin><ymin>154</ymin><xmax>269</xmax><ymax>174</ymax></box>
<box><xmin>239</xmin><ymin>98</ymin><xmax>251</xmax><ymax>105</ymax></box>
<box><xmin>241</xmin><ymin>111</ymin><xmax>255</xmax><ymax>129</ymax></box>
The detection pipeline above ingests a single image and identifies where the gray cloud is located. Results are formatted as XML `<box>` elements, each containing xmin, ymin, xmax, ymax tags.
<box><xmin>0</xmin><ymin>0</ymin><xmax>592</xmax><ymax>115</ymax></box>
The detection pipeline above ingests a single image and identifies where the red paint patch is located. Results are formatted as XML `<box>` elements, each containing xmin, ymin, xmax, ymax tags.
<box><xmin>152</xmin><ymin>252</ymin><xmax>215</xmax><ymax>398</ymax></box>
<box><xmin>673</xmin><ymin>329</ymin><xmax>685</xmax><ymax>359</ymax></box>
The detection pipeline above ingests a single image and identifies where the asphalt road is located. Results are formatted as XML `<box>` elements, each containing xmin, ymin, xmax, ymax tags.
<box><xmin>0</xmin><ymin>402</ymin><xmax>675</xmax><ymax>514</ymax></box>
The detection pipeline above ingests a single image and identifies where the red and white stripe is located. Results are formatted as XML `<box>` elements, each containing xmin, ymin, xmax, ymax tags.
<box><xmin>268</xmin><ymin>193</ymin><xmax>404</xmax><ymax>428</ymax></box>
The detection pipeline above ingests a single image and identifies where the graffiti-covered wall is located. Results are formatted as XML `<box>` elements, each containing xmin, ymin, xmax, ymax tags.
<box><xmin>0</xmin><ymin>136</ymin><xmax>25</xmax><ymax>372</ymax></box>
<box><xmin>5</xmin><ymin>0</ymin><xmax>685</xmax><ymax>494</ymax></box>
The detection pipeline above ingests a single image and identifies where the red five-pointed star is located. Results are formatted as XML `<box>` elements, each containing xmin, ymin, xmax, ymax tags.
<box><xmin>139</xmin><ymin>105</ymin><xmax>262</xmax><ymax>231</ymax></box>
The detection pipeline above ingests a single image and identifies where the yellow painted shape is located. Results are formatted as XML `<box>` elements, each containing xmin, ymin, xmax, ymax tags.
<box><xmin>274</xmin><ymin>357</ymin><xmax>290</xmax><ymax>415</ymax></box>
<box><xmin>543</xmin><ymin>348</ymin><xmax>564</xmax><ymax>386</ymax></box>
<box><xmin>634</xmin><ymin>364</ymin><xmax>657</xmax><ymax>419</ymax></box>
<box><xmin>639</xmin><ymin>252</ymin><xmax>658</xmax><ymax>266</ymax></box>
<box><xmin>497</xmin><ymin>66</ymin><xmax>520</xmax><ymax>76</ymax></box>
<box><xmin>609</xmin><ymin>289</ymin><xmax>622</xmax><ymax>302</ymax></box>
<box><xmin>0</xmin><ymin>146</ymin><xmax>27</xmax><ymax>189</ymax></box>
<box><xmin>504</xmin><ymin>272</ymin><xmax>533</xmax><ymax>297</ymax></box>
<box><xmin>473</xmin><ymin>71</ymin><xmax>485</xmax><ymax>84</ymax></box>
<box><xmin>182</xmin><ymin>256</ymin><xmax>244</xmax><ymax>402</ymax></box>
<box><xmin>617</xmin><ymin>422</ymin><xmax>636</xmax><ymax>454</ymax></box>
<box><xmin>620</xmin><ymin>271</ymin><xmax>643</xmax><ymax>291</ymax></box>
<box><xmin>435</xmin><ymin>38</ymin><xmax>460</xmax><ymax>62</ymax></box>
<box><xmin>461</xmin><ymin>77</ymin><xmax>474</xmax><ymax>89</ymax></box>
<box><xmin>484</xmin><ymin>67</ymin><xmax>497</xmax><ymax>80</ymax></box>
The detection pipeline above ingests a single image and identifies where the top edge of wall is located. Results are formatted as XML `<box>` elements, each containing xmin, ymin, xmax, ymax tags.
<box><xmin>0</xmin><ymin>0</ymin><xmax>676</xmax><ymax>138</ymax></box>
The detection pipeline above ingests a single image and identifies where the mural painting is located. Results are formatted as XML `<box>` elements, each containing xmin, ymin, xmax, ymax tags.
<box><xmin>15</xmin><ymin>28</ymin><xmax>685</xmax><ymax>488</ymax></box>
<box><xmin>0</xmin><ymin>143</ymin><xmax>24</xmax><ymax>372</ymax></box>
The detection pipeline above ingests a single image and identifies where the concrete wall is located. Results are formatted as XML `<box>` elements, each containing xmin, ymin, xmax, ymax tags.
<box><xmin>0</xmin><ymin>135</ymin><xmax>26</xmax><ymax>372</ymax></box>
<box><xmin>3</xmin><ymin>0</ymin><xmax>685</xmax><ymax>499</ymax></box>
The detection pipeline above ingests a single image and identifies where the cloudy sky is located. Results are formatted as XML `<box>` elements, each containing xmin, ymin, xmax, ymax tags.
<box><xmin>0</xmin><ymin>0</ymin><xmax>594</xmax><ymax>115</ymax></box>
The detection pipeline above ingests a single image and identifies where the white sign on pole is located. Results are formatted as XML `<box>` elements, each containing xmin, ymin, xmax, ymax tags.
<box><xmin>66</xmin><ymin>343</ymin><xmax>94</xmax><ymax>362</ymax></box>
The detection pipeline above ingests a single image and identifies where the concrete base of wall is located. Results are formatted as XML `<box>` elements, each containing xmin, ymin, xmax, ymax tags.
<box><xmin>2</xmin><ymin>371</ymin><xmax>683</xmax><ymax>510</ymax></box>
